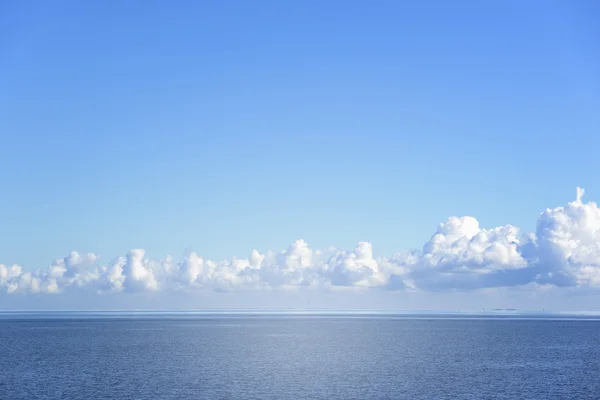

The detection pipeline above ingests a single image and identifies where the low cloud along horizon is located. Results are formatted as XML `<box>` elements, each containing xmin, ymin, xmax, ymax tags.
<box><xmin>2</xmin><ymin>188</ymin><xmax>600</xmax><ymax>298</ymax></box>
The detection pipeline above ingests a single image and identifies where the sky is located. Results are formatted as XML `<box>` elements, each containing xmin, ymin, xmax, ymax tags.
<box><xmin>1</xmin><ymin>1</ymin><xmax>600</xmax><ymax>310</ymax></box>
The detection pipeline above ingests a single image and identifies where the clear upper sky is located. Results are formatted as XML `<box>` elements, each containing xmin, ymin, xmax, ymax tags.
<box><xmin>1</xmin><ymin>1</ymin><xmax>599</xmax><ymax>273</ymax></box>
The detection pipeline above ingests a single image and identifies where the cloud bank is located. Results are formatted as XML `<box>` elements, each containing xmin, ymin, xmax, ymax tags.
<box><xmin>3</xmin><ymin>188</ymin><xmax>600</xmax><ymax>295</ymax></box>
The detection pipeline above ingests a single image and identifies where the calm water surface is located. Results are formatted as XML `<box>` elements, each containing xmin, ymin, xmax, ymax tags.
<box><xmin>1</xmin><ymin>314</ymin><xmax>599</xmax><ymax>399</ymax></box>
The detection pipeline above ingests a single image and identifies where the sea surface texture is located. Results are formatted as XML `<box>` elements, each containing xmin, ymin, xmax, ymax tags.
<box><xmin>1</xmin><ymin>313</ymin><xmax>600</xmax><ymax>399</ymax></box>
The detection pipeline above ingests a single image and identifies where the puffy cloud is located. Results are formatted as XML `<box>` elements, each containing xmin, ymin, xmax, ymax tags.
<box><xmin>46</xmin><ymin>251</ymin><xmax>101</xmax><ymax>292</ymax></box>
<box><xmin>321</xmin><ymin>242</ymin><xmax>388</xmax><ymax>288</ymax></box>
<box><xmin>0</xmin><ymin>252</ymin><xmax>100</xmax><ymax>294</ymax></box>
<box><xmin>3</xmin><ymin>188</ymin><xmax>600</xmax><ymax>295</ymax></box>
<box><xmin>407</xmin><ymin>216</ymin><xmax>531</xmax><ymax>290</ymax></box>
<box><xmin>533</xmin><ymin>187</ymin><xmax>600</xmax><ymax>287</ymax></box>
<box><xmin>99</xmin><ymin>250</ymin><xmax>159</xmax><ymax>293</ymax></box>
<box><xmin>0</xmin><ymin>264</ymin><xmax>23</xmax><ymax>289</ymax></box>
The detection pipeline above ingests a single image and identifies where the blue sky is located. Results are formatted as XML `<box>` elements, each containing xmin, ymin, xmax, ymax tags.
<box><xmin>1</xmin><ymin>1</ymin><xmax>600</xmax><ymax>310</ymax></box>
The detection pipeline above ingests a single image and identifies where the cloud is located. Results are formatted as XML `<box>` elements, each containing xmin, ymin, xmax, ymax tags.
<box><xmin>533</xmin><ymin>187</ymin><xmax>600</xmax><ymax>287</ymax></box>
<box><xmin>3</xmin><ymin>188</ymin><xmax>600</xmax><ymax>295</ymax></box>
<box><xmin>104</xmin><ymin>249</ymin><xmax>159</xmax><ymax>293</ymax></box>
<box><xmin>405</xmin><ymin>216</ymin><xmax>531</xmax><ymax>291</ymax></box>
<box><xmin>0</xmin><ymin>252</ymin><xmax>101</xmax><ymax>294</ymax></box>
<box><xmin>321</xmin><ymin>242</ymin><xmax>388</xmax><ymax>288</ymax></box>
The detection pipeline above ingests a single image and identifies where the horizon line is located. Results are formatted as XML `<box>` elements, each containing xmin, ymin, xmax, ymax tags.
<box><xmin>1</xmin><ymin>308</ymin><xmax>600</xmax><ymax>315</ymax></box>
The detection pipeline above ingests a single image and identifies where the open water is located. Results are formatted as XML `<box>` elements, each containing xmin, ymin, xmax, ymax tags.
<box><xmin>1</xmin><ymin>312</ymin><xmax>599</xmax><ymax>399</ymax></box>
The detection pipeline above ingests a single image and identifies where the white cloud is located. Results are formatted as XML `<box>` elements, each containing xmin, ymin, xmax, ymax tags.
<box><xmin>99</xmin><ymin>250</ymin><xmax>159</xmax><ymax>293</ymax></box>
<box><xmin>321</xmin><ymin>242</ymin><xmax>388</xmax><ymax>288</ymax></box>
<box><xmin>404</xmin><ymin>216</ymin><xmax>531</xmax><ymax>290</ymax></box>
<box><xmin>3</xmin><ymin>188</ymin><xmax>600</xmax><ymax>296</ymax></box>
<box><xmin>533</xmin><ymin>187</ymin><xmax>600</xmax><ymax>287</ymax></box>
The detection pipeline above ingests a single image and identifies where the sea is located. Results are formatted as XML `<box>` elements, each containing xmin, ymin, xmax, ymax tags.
<box><xmin>1</xmin><ymin>311</ymin><xmax>600</xmax><ymax>399</ymax></box>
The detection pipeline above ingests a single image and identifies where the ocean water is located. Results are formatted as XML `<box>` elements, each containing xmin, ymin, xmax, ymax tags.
<box><xmin>1</xmin><ymin>313</ymin><xmax>600</xmax><ymax>399</ymax></box>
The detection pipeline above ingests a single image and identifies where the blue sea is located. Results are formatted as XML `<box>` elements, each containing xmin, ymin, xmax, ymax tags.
<box><xmin>1</xmin><ymin>311</ymin><xmax>600</xmax><ymax>399</ymax></box>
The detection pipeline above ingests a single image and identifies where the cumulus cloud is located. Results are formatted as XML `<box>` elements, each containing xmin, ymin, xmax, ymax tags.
<box><xmin>533</xmin><ymin>187</ymin><xmax>600</xmax><ymax>287</ymax></box>
<box><xmin>2</xmin><ymin>188</ymin><xmax>600</xmax><ymax>295</ymax></box>
<box><xmin>407</xmin><ymin>217</ymin><xmax>531</xmax><ymax>290</ymax></box>
<box><xmin>100</xmin><ymin>250</ymin><xmax>159</xmax><ymax>293</ymax></box>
